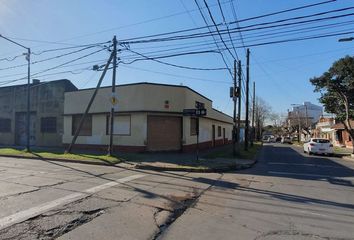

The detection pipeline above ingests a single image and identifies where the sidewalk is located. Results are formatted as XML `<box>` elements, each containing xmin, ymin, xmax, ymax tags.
<box><xmin>122</xmin><ymin>143</ymin><xmax>261</xmax><ymax>172</ymax></box>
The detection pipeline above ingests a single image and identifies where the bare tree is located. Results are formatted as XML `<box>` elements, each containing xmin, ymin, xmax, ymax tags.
<box><xmin>252</xmin><ymin>97</ymin><xmax>272</xmax><ymax>140</ymax></box>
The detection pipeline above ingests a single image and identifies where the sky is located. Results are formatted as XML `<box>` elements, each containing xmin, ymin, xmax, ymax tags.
<box><xmin>0</xmin><ymin>0</ymin><xmax>353</xmax><ymax>120</ymax></box>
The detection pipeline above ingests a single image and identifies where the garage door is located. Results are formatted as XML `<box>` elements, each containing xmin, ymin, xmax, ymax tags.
<box><xmin>147</xmin><ymin>116</ymin><xmax>182</xmax><ymax>151</ymax></box>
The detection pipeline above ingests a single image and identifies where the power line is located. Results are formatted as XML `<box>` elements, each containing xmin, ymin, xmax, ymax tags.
<box><xmin>194</xmin><ymin>0</ymin><xmax>233</xmax><ymax>77</ymax></box>
<box><xmin>218</xmin><ymin>0</ymin><xmax>239</xmax><ymax>59</ymax></box>
<box><xmin>121</xmin><ymin>10</ymin><xmax>354</xmax><ymax>44</ymax></box>
<box><xmin>203</xmin><ymin>0</ymin><xmax>238</xmax><ymax>60</ymax></box>
<box><xmin>122</xmin><ymin>47</ymin><xmax>228</xmax><ymax>71</ymax></box>
<box><xmin>0</xmin><ymin>48</ymin><xmax>107</xmax><ymax>86</ymax></box>
<box><xmin>118</xmin><ymin>18</ymin><xmax>354</xmax><ymax>55</ymax></box>
<box><xmin>120</xmin><ymin>64</ymin><xmax>230</xmax><ymax>84</ymax></box>
<box><xmin>119</xmin><ymin>0</ymin><xmax>336</xmax><ymax>43</ymax></box>
<box><xmin>0</xmin><ymin>45</ymin><xmax>109</xmax><ymax>72</ymax></box>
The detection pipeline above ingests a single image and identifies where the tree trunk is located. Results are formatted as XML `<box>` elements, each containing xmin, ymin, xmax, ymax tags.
<box><xmin>342</xmin><ymin>121</ymin><xmax>354</xmax><ymax>154</ymax></box>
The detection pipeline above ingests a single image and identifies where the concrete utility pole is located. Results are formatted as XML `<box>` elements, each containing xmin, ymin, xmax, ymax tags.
<box><xmin>108</xmin><ymin>36</ymin><xmax>118</xmax><ymax>156</ymax></box>
<box><xmin>251</xmin><ymin>81</ymin><xmax>255</xmax><ymax>147</ymax></box>
<box><xmin>0</xmin><ymin>34</ymin><xmax>31</xmax><ymax>151</ymax></box>
<box><xmin>245</xmin><ymin>48</ymin><xmax>250</xmax><ymax>151</ymax></box>
<box><xmin>236</xmin><ymin>60</ymin><xmax>242</xmax><ymax>144</ymax></box>
<box><xmin>66</xmin><ymin>42</ymin><xmax>114</xmax><ymax>153</ymax></box>
<box><xmin>297</xmin><ymin>110</ymin><xmax>301</xmax><ymax>143</ymax></box>
<box><xmin>232</xmin><ymin>60</ymin><xmax>237</xmax><ymax>156</ymax></box>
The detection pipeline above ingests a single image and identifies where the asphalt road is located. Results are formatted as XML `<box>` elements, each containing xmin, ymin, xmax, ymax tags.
<box><xmin>161</xmin><ymin>143</ymin><xmax>354</xmax><ymax>240</ymax></box>
<box><xmin>0</xmin><ymin>144</ymin><xmax>353</xmax><ymax>240</ymax></box>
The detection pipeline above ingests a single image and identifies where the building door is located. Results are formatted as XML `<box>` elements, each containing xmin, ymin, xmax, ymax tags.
<box><xmin>15</xmin><ymin>112</ymin><xmax>36</xmax><ymax>146</ymax></box>
<box><xmin>223</xmin><ymin>128</ymin><xmax>225</xmax><ymax>144</ymax></box>
<box><xmin>147</xmin><ymin>116</ymin><xmax>182</xmax><ymax>151</ymax></box>
<box><xmin>212</xmin><ymin>125</ymin><xmax>215</xmax><ymax>147</ymax></box>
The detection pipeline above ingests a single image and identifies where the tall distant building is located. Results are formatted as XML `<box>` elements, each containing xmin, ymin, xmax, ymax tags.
<box><xmin>290</xmin><ymin>102</ymin><xmax>323</xmax><ymax>124</ymax></box>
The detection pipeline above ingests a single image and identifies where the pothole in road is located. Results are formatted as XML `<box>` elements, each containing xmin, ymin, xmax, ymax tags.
<box><xmin>152</xmin><ymin>192</ymin><xmax>199</xmax><ymax>240</ymax></box>
<box><xmin>0</xmin><ymin>197</ymin><xmax>118</xmax><ymax>240</ymax></box>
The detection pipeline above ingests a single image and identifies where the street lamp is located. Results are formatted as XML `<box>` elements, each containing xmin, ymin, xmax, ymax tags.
<box><xmin>0</xmin><ymin>34</ymin><xmax>31</xmax><ymax>151</ymax></box>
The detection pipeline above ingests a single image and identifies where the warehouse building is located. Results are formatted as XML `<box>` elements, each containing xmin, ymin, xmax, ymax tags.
<box><xmin>63</xmin><ymin>82</ymin><xmax>233</xmax><ymax>152</ymax></box>
<box><xmin>0</xmin><ymin>79</ymin><xmax>77</xmax><ymax>147</ymax></box>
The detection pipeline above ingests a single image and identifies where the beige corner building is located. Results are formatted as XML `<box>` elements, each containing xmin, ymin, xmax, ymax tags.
<box><xmin>63</xmin><ymin>82</ymin><xmax>233</xmax><ymax>152</ymax></box>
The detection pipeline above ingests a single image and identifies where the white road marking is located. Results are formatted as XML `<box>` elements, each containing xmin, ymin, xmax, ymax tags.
<box><xmin>267</xmin><ymin>162</ymin><xmax>345</xmax><ymax>169</ymax></box>
<box><xmin>298</xmin><ymin>210</ymin><xmax>328</xmax><ymax>217</ymax></box>
<box><xmin>268</xmin><ymin>171</ymin><xmax>334</xmax><ymax>178</ymax></box>
<box><xmin>0</xmin><ymin>174</ymin><xmax>145</xmax><ymax>231</ymax></box>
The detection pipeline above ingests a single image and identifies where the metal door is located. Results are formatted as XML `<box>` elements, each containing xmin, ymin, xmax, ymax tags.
<box><xmin>15</xmin><ymin>112</ymin><xmax>36</xmax><ymax>146</ymax></box>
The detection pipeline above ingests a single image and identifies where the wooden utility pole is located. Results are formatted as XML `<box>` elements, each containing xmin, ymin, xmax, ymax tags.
<box><xmin>108</xmin><ymin>36</ymin><xmax>118</xmax><ymax>156</ymax></box>
<box><xmin>233</xmin><ymin>60</ymin><xmax>237</xmax><ymax>156</ymax></box>
<box><xmin>251</xmin><ymin>81</ymin><xmax>255</xmax><ymax>147</ymax></box>
<box><xmin>245</xmin><ymin>48</ymin><xmax>250</xmax><ymax>151</ymax></box>
<box><xmin>236</xmin><ymin>60</ymin><xmax>242</xmax><ymax>144</ymax></box>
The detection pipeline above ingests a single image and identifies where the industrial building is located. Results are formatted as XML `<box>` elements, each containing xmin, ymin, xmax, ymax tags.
<box><xmin>63</xmin><ymin>82</ymin><xmax>233</xmax><ymax>152</ymax></box>
<box><xmin>0</xmin><ymin>79</ymin><xmax>77</xmax><ymax>147</ymax></box>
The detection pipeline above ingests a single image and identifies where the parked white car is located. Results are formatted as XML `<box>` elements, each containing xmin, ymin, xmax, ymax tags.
<box><xmin>281</xmin><ymin>137</ymin><xmax>292</xmax><ymax>144</ymax></box>
<box><xmin>303</xmin><ymin>138</ymin><xmax>333</xmax><ymax>155</ymax></box>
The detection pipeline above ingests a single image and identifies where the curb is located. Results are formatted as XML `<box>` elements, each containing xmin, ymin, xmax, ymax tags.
<box><xmin>342</xmin><ymin>155</ymin><xmax>354</xmax><ymax>161</ymax></box>
<box><xmin>134</xmin><ymin>160</ymin><xmax>257</xmax><ymax>173</ymax></box>
<box><xmin>0</xmin><ymin>154</ymin><xmax>258</xmax><ymax>173</ymax></box>
<box><xmin>0</xmin><ymin>154</ymin><xmax>116</xmax><ymax>167</ymax></box>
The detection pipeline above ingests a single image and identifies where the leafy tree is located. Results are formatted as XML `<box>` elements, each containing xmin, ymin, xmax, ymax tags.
<box><xmin>310</xmin><ymin>55</ymin><xmax>354</xmax><ymax>152</ymax></box>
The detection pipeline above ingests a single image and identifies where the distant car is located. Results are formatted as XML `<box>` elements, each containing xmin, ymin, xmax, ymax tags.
<box><xmin>275</xmin><ymin>137</ymin><xmax>282</xmax><ymax>142</ymax></box>
<box><xmin>262</xmin><ymin>136</ymin><xmax>270</xmax><ymax>143</ymax></box>
<box><xmin>281</xmin><ymin>137</ymin><xmax>292</xmax><ymax>144</ymax></box>
<box><xmin>263</xmin><ymin>135</ymin><xmax>275</xmax><ymax>143</ymax></box>
<box><xmin>303</xmin><ymin>138</ymin><xmax>333</xmax><ymax>155</ymax></box>
<box><xmin>269</xmin><ymin>136</ymin><xmax>276</xmax><ymax>143</ymax></box>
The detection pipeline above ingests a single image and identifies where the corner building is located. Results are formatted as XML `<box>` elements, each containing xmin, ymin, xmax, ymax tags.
<box><xmin>63</xmin><ymin>82</ymin><xmax>233</xmax><ymax>152</ymax></box>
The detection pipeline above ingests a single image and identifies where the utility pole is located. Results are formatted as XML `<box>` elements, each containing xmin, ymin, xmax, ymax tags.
<box><xmin>66</xmin><ymin>44</ymin><xmax>114</xmax><ymax>153</ymax></box>
<box><xmin>232</xmin><ymin>60</ymin><xmax>237</xmax><ymax>156</ymax></box>
<box><xmin>108</xmin><ymin>36</ymin><xmax>118</xmax><ymax>156</ymax></box>
<box><xmin>236</xmin><ymin>60</ymin><xmax>242</xmax><ymax>145</ymax></box>
<box><xmin>25</xmin><ymin>48</ymin><xmax>31</xmax><ymax>151</ymax></box>
<box><xmin>297</xmin><ymin>110</ymin><xmax>301</xmax><ymax>143</ymax></box>
<box><xmin>251</xmin><ymin>81</ymin><xmax>255</xmax><ymax>147</ymax></box>
<box><xmin>245</xmin><ymin>48</ymin><xmax>250</xmax><ymax>151</ymax></box>
<box><xmin>0</xmin><ymin>34</ymin><xmax>31</xmax><ymax>151</ymax></box>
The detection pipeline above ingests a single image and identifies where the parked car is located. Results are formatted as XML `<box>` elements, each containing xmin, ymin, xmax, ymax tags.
<box><xmin>303</xmin><ymin>138</ymin><xmax>333</xmax><ymax>155</ymax></box>
<box><xmin>262</xmin><ymin>135</ymin><xmax>276</xmax><ymax>143</ymax></box>
<box><xmin>281</xmin><ymin>137</ymin><xmax>292</xmax><ymax>144</ymax></box>
<box><xmin>275</xmin><ymin>137</ymin><xmax>282</xmax><ymax>142</ymax></box>
<box><xmin>262</xmin><ymin>136</ymin><xmax>269</xmax><ymax>142</ymax></box>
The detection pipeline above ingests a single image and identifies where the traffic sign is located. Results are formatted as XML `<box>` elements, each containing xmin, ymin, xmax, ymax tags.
<box><xmin>183</xmin><ymin>109</ymin><xmax>197</xmax><ymax>116</ymax></box>
<box><xmin>110</xmin><ymin>96</ymin><xmax>118</xmax><ymax>105</ymax></box>
<box><xmin>195</xmin><ymin>101</ymin><xmax>205</xmax><ymax>109</ymax></box>
<box><xmin>196</xmin><ymin>108</ymin><xmax>207</xmax><ymax>116</ymax></box>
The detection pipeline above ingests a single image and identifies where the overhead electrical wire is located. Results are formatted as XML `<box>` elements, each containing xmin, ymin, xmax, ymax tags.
<box><xmin>120</xmin><ymin>9</ymin><xmax>354</xmax><ymax>44</ymax></box>
<box><xmin>194</xmin><ymin>0</ymin><xmax>233</xmax><ymax>77</ymax></box>
<box><xmin>203</xmin><ymin>0</ymin><xmax>238</xmax><ymax>61</ymax></box>
<box><xmin>0</xmin><ymin>48</ymin><xmax>108</xmax><ymax>86</ymax></box>
<box><xmin>119</xmin><ymin>0</ymin><xmax>336</xmax><ymax>42</ymax></box>
<box><xmin>122</xmin><ymin>47</ymin><xmax>228</xmax><ymax>71</ymax></box>
<box><xmin>120</xmin><ymin>64</ymin><xmax>230</xmax><ymax>84</ymax></box>
<box><xmin>0</xmin><ymin>45</ymin><xmax>109</xmax><ymax>72</ymax></box>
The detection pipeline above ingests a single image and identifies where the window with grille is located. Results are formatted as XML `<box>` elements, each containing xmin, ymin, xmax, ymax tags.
<box><xmin>41</xmin><ymin>117</ymin><xmax>57</xmax><ymax>133</ymax></box>
<box><xmin>72</xmin><ymin>115</ymin><xmax>92</xmax><ymax>136</ymax></box>
<box><xmin>0</xmin><ymin>118</ymin><xmax>11</xmax><ymax>133</ymax></box>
